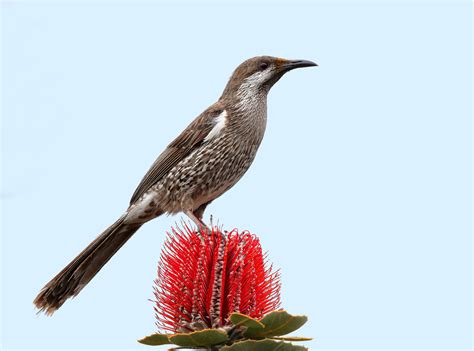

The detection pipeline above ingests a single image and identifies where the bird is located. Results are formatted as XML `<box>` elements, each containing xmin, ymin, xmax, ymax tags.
<box><xmin>33</xmin><ymin>56</ymin><xmax>317</xmax><ymax>315</ymax></box>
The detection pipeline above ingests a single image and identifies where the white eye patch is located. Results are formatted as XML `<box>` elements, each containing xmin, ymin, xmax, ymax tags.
<box><xmin>236</xmin><ymin>70</ymin><xmax>273</xmax><ymax>111</ymax></box>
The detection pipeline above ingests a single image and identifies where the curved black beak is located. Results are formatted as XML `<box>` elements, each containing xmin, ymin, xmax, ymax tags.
<box><xmin>282</xmin><ymin>59</ymin><xmax>318</xmax><ymax>71</ymax></box>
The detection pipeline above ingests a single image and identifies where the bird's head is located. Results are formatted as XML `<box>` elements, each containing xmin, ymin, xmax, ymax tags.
<box><xmin>221</xmin><ymin>56</ymin><xmax>317</xmax><ymax>100</ymax></box>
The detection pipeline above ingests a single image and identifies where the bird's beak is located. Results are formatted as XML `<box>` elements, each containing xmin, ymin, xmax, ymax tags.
<box><xmin>281</xmin><ymin>59</ymin><xmax>318</xmax><ymax>71</ymax></box>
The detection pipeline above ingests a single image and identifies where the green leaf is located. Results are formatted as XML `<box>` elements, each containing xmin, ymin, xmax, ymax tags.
<box><xmin>138</xmin><ymin>333</ymin><xmax>172</xmax><ymax>346</ymax></box>
<box><xmin>272</xmin><ymin>336</ymin><xmax>313</xmax><ymax>341</ymax></box>
<box><xmin>259</xmin><ymin>310</ymin><xmax>308</xmax><ymax>337</ymax></box>
<box><xmin>221</xmin><ymin>339</ymin><xmax>308</xmax><ymax>351</ymax></box>
<box><xmin>228</xmin><ymin>313</ymin><xmax>264</xmax><ymax>339</ymax></box>
<box><xmin>169</xmin><ymin>328</ymin><xmax>229</xmax><ymax>347</ymax></box>
<box><xmin>230</xmin><ymin>313</ymin><xmax>265</xmax><ymax>329</ymax></box>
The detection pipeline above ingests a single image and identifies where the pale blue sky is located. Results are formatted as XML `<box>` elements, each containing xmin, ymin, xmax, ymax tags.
<box><xmin>1</xmin><ymin>1</ymin><xmax>472</xmax><ymax>350</ymax></box>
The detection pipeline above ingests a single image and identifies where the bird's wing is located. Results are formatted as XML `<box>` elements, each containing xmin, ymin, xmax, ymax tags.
<box><xmin>129</xmin><ymin>104</ymin><xmax>225</xmax><ymax>205</ymax></box>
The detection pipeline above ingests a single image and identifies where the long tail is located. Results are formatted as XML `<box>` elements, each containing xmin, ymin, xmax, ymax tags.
<box><xmin>34</xmin><ymin>215</ymin><xmax>142</xmax><ymax>315</ymax></box>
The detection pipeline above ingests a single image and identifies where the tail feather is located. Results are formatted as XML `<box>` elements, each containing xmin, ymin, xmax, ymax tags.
<box><xmin>34</xmin><ymin>215</ymin><xmax>142</xmax><ymax>315</ymax></box>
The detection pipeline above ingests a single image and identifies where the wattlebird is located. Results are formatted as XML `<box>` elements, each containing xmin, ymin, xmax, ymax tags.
<box><xmin>34</xmin><ymin>56</ymin><xmax>317</xmax><ymax>315</ymax></box>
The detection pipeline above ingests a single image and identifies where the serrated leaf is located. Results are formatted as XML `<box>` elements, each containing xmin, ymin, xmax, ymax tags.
<box><xmin>272</xmin><ymin>336</ymin><xmax>313</xmax><ymax>341</ymax></box>
<box><xmin>221</xmin><ymin>338</ymin><xmax>308</xmax><ymax>351</ymax></box>
<box><xmin>169</xmin><ymin>328</ymin><xmax>229</xmax><ymax>347</ymax></box>
<box><xmin>230</xmin><ymin>312</ymin><xmax>265</xmax><ymax>329</ymax></box>
<box><xmin>138</xmin><ymin>333</ymin><xmax>172</xmax><ymax>346</ymax></box>
<box><xmin>259</xmin><ymin>310</ymin><xmax>308</xmax><ymax>337</ymax></box>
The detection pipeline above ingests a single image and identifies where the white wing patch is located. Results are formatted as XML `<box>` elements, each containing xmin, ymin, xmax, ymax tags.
<box><xmin>204</xmin><ymin>110</ymin><xmax>227</xmax><ymax>142</ymax></box>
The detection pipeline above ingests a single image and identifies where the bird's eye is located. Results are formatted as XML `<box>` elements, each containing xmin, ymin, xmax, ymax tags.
<box><xmin>259</xmin><ymin>62</ymin><xmax>269</xmax><ymax>70</ymax></box>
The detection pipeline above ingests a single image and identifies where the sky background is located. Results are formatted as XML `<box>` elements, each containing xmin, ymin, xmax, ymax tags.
<box><xmin>1</xmin><ymin>1</ymin><xmax>472</xmax><ymax>350</ymax></box>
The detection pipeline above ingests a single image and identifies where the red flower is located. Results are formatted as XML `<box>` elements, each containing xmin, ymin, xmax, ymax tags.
<box><xmin>153</xmin><ymin>224</ymin><xmax>281</xmax><ymax>333</ymax></box>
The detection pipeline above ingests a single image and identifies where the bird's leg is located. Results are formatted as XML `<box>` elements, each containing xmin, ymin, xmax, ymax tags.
<box><xmin>190</xmin><ymin>201</ymin><xmax>213</xmax><ymax>233</ymax></box>
<box><xmin>193</xmin><ymin>202</ymin><xmax>210</xmax><ymax>222</ymax></box>
<box><xmin>184</xmin><ymin>210</ymin><xmax>210</xmax><ymax>234</ymax></box>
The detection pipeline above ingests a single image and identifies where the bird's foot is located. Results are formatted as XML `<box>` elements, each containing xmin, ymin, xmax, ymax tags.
<box><xmin>184</xmin><ymin>210</ymin><xmax>211</xmax><ymax>234</ymax></box>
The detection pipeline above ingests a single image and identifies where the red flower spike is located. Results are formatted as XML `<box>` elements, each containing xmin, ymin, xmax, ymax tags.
<box><xmin>153</xmin><ymin>225</ymin><xmax>281</xmax><ymax>333</ymax></box>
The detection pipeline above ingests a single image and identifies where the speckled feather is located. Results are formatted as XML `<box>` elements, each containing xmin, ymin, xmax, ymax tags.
<box><xmin>126</xmin><ymin>97</ymin><xmax>267</xmax><ymax>222</ymax></box>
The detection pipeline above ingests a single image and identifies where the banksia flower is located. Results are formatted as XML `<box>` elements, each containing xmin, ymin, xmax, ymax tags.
<box><xmin>153</xmin><ymin>225</ymin><xmax>281</xmax><ymax>333</ymax></box>
<box><xmin>140</xmin><ymin>225</ymin><xmax>311</xmax><ymax>350</ymax></box>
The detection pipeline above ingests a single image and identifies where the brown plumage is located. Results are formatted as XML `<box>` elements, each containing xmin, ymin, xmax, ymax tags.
<box><xmin>34</xmin><ymin>56</ymin><xmax>317</xmax><ymax>315</ymax></box>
